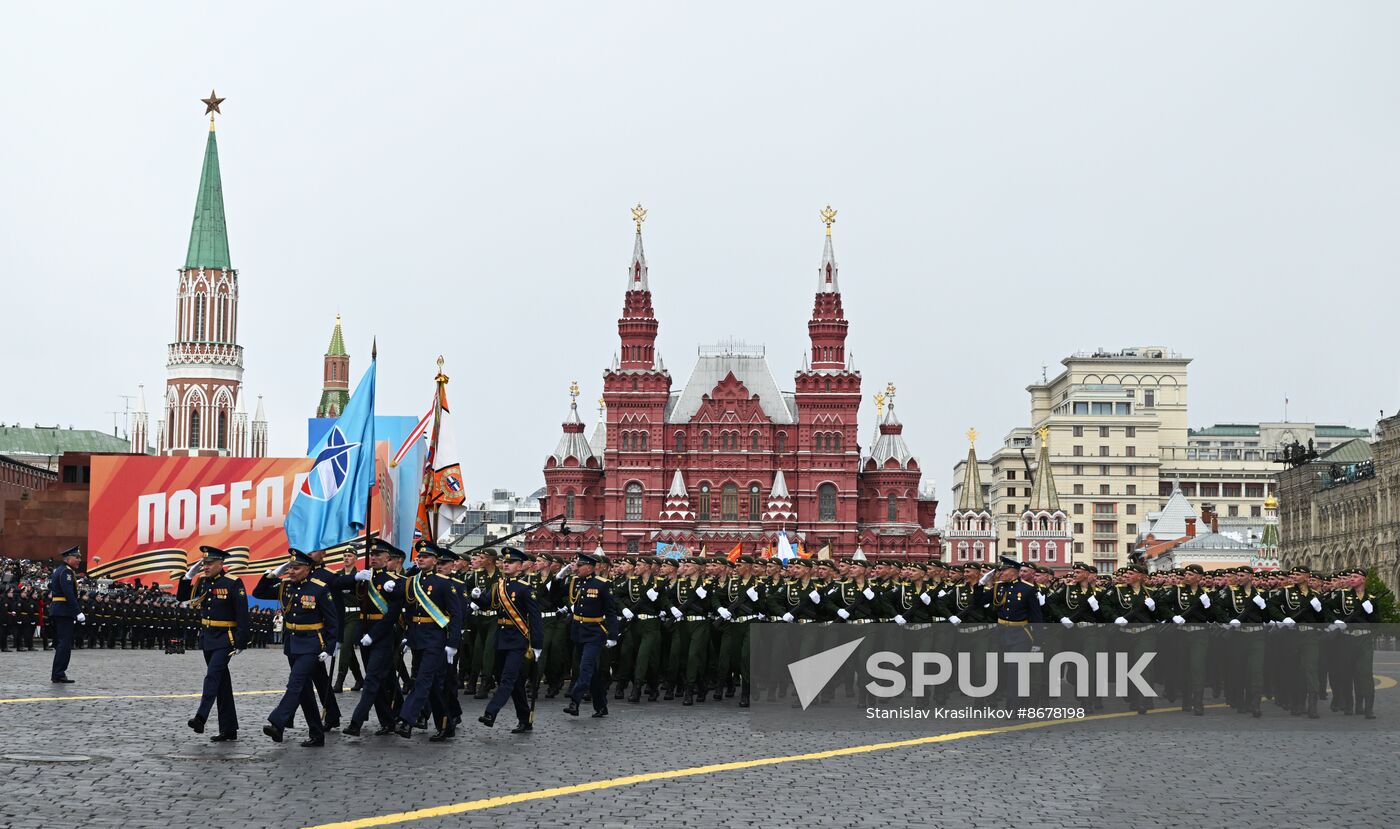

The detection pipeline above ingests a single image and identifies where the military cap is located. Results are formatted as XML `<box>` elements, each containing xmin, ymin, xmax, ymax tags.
<box><xmin>1289</xmin><ymin>565</ymin><xmax>1312</xmax><ymax>576</ymax></box>
<box><xmin>370</xmin><ymin>538</ymin><xmax>406</xmax><ymax>559</ymax></box>
<box><xmin>59</xmin><ymin>545</ymin><xmax>82</xmax><ymax>559</ymax></box>
<box><xmin>789</xmin><ymin>557</ymin><xmax>814</xmax><ymax>568</ymax></box>
<box><xmin>575</xmin><ymin>550</ymin><xmax>604</xmax><ymax>565</ymax></box>
<box><xmin>1125</xmin><ymin>563</ymin><xmax>1148</xmax><ymax>574</ymax></box>
<box><xmin>288</xmin><ymin>549</ymin><xmax>317</xmax><ymax>567</ymax></box>
<box><xmin>1237</xmin><ymin>565</ymin><xmax>1254</xmax><ymax>575</ymax></box>
<box><xmin>199</xmin><ymin>545</ymin><xmax>231</xmax><ymax>562</ymax></box>
<box><xmin>847</xmin><ymin>558</ymin><xmax>870</xmax><ymax>568</ymax></box>
<box><xmin>1183</xmin><ymin>564</ymin><xmax>1205</xmax><ymax>575</ymax></box>
<box><xmin>414</xmin><ymin>541</ymin><xmax>448</xmax><ymax>559</ymax></box>
<box><xmin>736</xmin><ymin>555</ymin><xmax>757</xmax><ymax>565</ymax></box>
<box><xmin>1071</xmin><ymin>562</ymin><xmax>1095</xmax><ymax>573</ymax></box>
<box><xmin>1342</xmin><ymin>567</ymin><xmax>1366</xmax><ymax>577</ymax></box>
<box><xmin>658</xmin><ymin>557</ymin><xmax>680</xmax><ymax>569</ymax></box>
<box><xmin>907</xmin><ymin>562</ymin><xmax>927</xmax><ymax>572</ymax></box>
<box><xmin>478</xmin><ymin>548</ymin><xmax>499</xmax><ymax>559</ymax></box>
<box><xmin>999</xmin><ymin>555</ymin><xmax>1023</xmax><ymax>569</ymax></box>
<box><xmin>500</xmin><ymin>546</ymin><xmax>530</xmax><ymax>563</ymax></box>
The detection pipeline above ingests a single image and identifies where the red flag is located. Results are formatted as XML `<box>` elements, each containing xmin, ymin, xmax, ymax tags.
<box><xmin>726</xmin><ymin>541</ymin><xmax>743</xmax><ymax>563</ymax></box>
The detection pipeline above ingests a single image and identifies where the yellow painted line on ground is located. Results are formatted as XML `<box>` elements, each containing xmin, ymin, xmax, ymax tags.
<box><xmin>303</xmin><ymin>706</ymin><xmax>1191</xmax><ymax>829</ymax></box>
<box><xmin>0</xmin><ymin>690</ymin><xmax>281</xmax><ymax>705</ymax></box>
<box><xmin>1376</xmin><ymin>675</ymin><xmax>1397</xmax><ymax>690</ymax></box>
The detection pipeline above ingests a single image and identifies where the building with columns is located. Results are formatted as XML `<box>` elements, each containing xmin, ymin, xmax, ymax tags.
<box><xmin>525</xmin><ymin>207</ymin><xmax>940</xmax><ymax>560</ymax></box>
<box><xmin>129</xmin><ymin>96</ymin><xmax>268</xmax><ymax>457</ymax></box>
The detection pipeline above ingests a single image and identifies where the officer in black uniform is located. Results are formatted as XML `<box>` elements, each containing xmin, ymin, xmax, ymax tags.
<box><xmin>564</xmin><ymin>550</ymin><xmax>619</xmax><ymax>718</ymax></box>
<box><xmin>254</xmin><ymin>550</ymin><xmax>340</xmax><ymax>747</ymax></box>
<box><xmin>177</xmin><ymin>545</ymin><xmax>251</xmax><ymax>741</ymax></box>
<box><xmin>343</xmin><ymin>539</ymin><xmax>407</xmax><ymax>737</ymax></box>
<box><xmin>48</xmin><ymin>545</ymin><xmax>83</xmax><ymax>683</ymax></box>
<box><xmin>389</xmin><ymin>541</ymin><xmax>464</xmax><ymax>741</ymax></box>
<box><xmin>479</xmin><ymin>547</ymin><xmax>544</xmax><ymax>733</ymax></box>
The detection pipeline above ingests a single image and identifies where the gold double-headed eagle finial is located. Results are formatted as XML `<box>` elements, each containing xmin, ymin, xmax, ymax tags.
<box><xmin>966</xmin><ymin>427</ymin><xmax>979</xmax><ymax>446</ymax></box>
<box><xmin>632</xmin><ymin>203</ymin><xmax>647</xmax><ymax>233</ymax></box>
<box><xmin>569</xmin><ymin>380</ymin><xmax>580</xmax><ymax>401</ymax></box>
<box><xmin>820</xmin><ymin>204</ymin><xmax>837</xmax><ymax>236</ymax></box>
<box><xmin>885</xmin><ymin>381</ymin><xmax>896</xmax><ymax>403</ymax></box>
<box><xmin>1038</xmin><ymin>425</ymin><xmax>1050</xmax><ymax>444</ymax></box>
<box><xmin>873</xmin><ymin>392</ymin><xmax>886</xmax><ymax>419</ymax></box>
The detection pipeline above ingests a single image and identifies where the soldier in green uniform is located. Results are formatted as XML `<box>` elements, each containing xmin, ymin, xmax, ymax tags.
<box><xmin>1328</xmin><ymin>568</ymin><xmax>1379</xmax><ymax>719</ymax></box>
<box><xmin>1216</xmin><ymin>566</ymin><xmax>1269</xmax><ymax>717</ymax></box>
<box><xmin>1099</xmin><ymin>563</ymin><xmax>1157</xmax><ymax>713</ymax></box>
<box><xmin>713</xmin><ymin>555</ymin><xmax>764</xmax><ymax>707</ymax></box>
<box><xmin>1269</xmin><ymin>565</ymin><xmax>1325</xmax><ymax>717</ymax></box>
<box><xmin>617</xmin><ymin>557</ymin><xmax>664</xmax><ymax>702</ymax></box>
<box><xmin>1156</xmin><ymin>563</ymin><xmax>1214</xmax><ymax>715</ymax></box>
<box><xmin>662</xmin><ymin>557</ymin><xmax>713</xmax><ymax>705</ymax></box>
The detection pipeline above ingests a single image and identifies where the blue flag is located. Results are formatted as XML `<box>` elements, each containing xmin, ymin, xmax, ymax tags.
<box><xmin>286</xmin><ymin>361</ymin><xmax>376</xmax><ymax>552</ymax></box>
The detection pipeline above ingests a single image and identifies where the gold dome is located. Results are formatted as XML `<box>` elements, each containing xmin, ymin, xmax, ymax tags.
<box><xmin>1264</xmin><ymin>495</ymin><xmax>1278</xmax><ymax>510</ymax></box>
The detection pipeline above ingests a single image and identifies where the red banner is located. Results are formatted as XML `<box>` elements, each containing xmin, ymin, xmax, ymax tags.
<box><xmin>87</xmin><ymin>455</ymin><xmax>384</xmax><ymax>586</ymax></box>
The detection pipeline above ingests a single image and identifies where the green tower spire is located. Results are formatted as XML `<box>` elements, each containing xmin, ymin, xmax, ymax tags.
<box><xmin>326</xmin><ymin>314</ymin><xmax>347</xmax><ymax>356</ymax></box>
<box><xmin>184</xmin><ymin>122</ymin><xmax>232</xmax><ymax>270</ymax></box>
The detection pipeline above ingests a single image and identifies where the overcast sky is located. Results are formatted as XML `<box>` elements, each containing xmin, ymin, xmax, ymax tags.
<box><xmin>3</xmin><ymin>2</ymin><xmax>1397</xmax><ymax>501</ymax></box>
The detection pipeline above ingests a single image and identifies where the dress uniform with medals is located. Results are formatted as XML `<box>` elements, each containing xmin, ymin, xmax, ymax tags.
<box><xmin>177</xmin><ymin>546</ymin><xmax>251</xmax><ymax>741</ymax></box>
<box><xmin>390</xmin><ymin>541</ymin><xmax>464</xmax><ymax>740</ymax></box>
<box><xmin>344</xmin><ymin>539</ymin><xmax>408</xmax><ymax>737</ymax></box>
<box><xmin>254</xmin><ymin>550</ymin><xmax>340</xmax><ymax>746</ymax></box>
<box><xmin>479</xmin><ymin>547</ymin><xmax>544</xmax><ymax>733</ymax></box>
<box><xmin>565</xmin><ymin>550</ymin><xmax>619</xmax><ymax>717</ymax></box>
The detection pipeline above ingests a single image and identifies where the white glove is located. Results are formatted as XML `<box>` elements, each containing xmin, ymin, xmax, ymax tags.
<box><xmin>532</xmin><ymin>648</ymin><xmax>542</xmax><ymax>660</ymax></box>
<box><xmin>229</xmin><ymin>649</ymin><xmax>241</xmax><ymax>659</ymax></box>
<box><xmin>622</xmin><ymin>608</ymin><xmax>634</xmax><ymax>621</ymax></box>
<box><xmin>695</xmin><ymin>586</ymin><xmax>708</xmax><ymax>599</ymax></box>
<box><xmin>978</xmin><ymin>569</ymin><xmax>995</xmax><ymax>585</ymax></box>
<box><xmin>947</xmin><ymin>615</ymin><xmax>961</xmax><ymax>625</ymax></box>
<box><xmin>937</xmin><ymin>590</ymin><xmax>948</xmax><ymax>598</ymax></box>
<box><xmin>1309</xmin><ymin>597</ymin><xmax>1322</xmax><ymax>613</ymax></box>
<box><xmin>1252</xmin><ymin>594</ymin><xmax>1266</xmax><ymax>610</ymax></box>
<box><xmin>383</xmin><ymin>579</ymin><xmax>396</xmax><ymax>592</ymax></box>
<box><xmin>1363</xmin><ymin>600</ymin><xmax>1374</xmax><ymax>614</ymax></box>
<box><xmin>1145</xmin><ymin>597</ymin><xmax>1156</xmax><ymax>612</ymax></box>
<box><xmin>445</xmin><ymin>646</ymin><xmax>457</xmax><ymax>661</ymax></box>
<box><xmin>746</xmin><ymin>587</ymin><xmax>759</xmax><ymax>602</ymax></box>
<box><xmin>894</xmin><ymin>614</ymin><xmax>907</xmax><ymax>626</ymax></box>
<box><xmin>359</xmin><ymin>634</ymin><xmax>373</xmax><ymax>646</ymax></box>
<box><xmin>808</xmin><ymin>590</ymin><xmax>822</xmax><ymax>604</ymax></box>
<box><xmin>318</xmin><ymin>651</ymin><xmax>332</xmax><ymax>669</ymax></box>
<box><xmin>717</xmin><ymin>607</ymin><xmax>732</xmax><ymax>620</ymax></box>
<box><xmin>1228</xmin><ymin>618</ymin><xmax>1241</xmax><ymax>628</ymax></box>
<box><xmin>1087</xmin><ymin>596</ymin><xmax>1100</xmax><ymax>612</ymax></box>
<box><xmin>605</xmin><ymin>639</ymin><xmax>618</xmax><ymax>648</ymax></box>
<box><xmin>1171</xmin><ymin>615</ymin><xmax>1185</xmax><ymax>625</ymax></box>
<box><xmin>670</xmin><ymin>607</ymin><xmax>683</xmax><ymax>620</ymax></box>
<box><xmin>400</xmin><ymin>639</ymin><xmax>410</xmax><ymax>657</ymax></box>
<box><xmin>836</xmin><ymin>608</ymin><xmax>850</xmax><ymax>620</ymax></box>
<box><xmin>354</xmin><ymin>569</ymin><xmax>373</xmax><ymax>583</ymax></box>
<box><xmin>1061</xmin><ymin>617</ymin><xmax>1075</xmax><ymax>629</ymax></box>
<box><xmin>862</xmin><ymin>587</ymin><xmax>875</xmax><ymax>601</ymax></box>
<box><xmin>185</xmin><ymin>562</ymin><xmax>201</xmax><ymax>579</ymax></box>
<box><xmin>1113</xmin><ymin>617</ymin><xmax>1127</xmax><ymax>626</ymax></box>
<box><xmin>920</xmin><ymin>593</ymin><xmax>932</xmax><ymax>605</ymax></box>
<box><xmin>1037</xmin><ymin>593</ymin><xmax>1046</xmax><ymax>606</ymax></box>
<box><xmin>471</xmin><ymin>587</ymin><xmax>483</xmax><ymax>599</ymax></box>
<box><xmin>178</xmin><ymin>601</ymin><xmax>189</xmax><ymax>608</ymax></box>
<box><xmin>77</xmin><ymin>613</ymin><xmax>86</xmax><ymax>623</ymax></box>
<box><xmin>272</xmin><ymin>561</ymin><xmax>291</xmax><ymax>578</ymax></box>
<box><xmin>646</xmin><ymin>588</ymin><xmax>659</xmax><ymax>602</ymax></box>
<box><xmin>781</xmin><ymin>612</ymin><xmax>794</xmax><ymax>623</ymax></box>
<box><xmin>1199</xmin><ymin>593</ymin><xmax>1210</xmax><ymax>609</ymax></box>
<box><xmin>1333</xmin><ymin>620</ymin><xmax>1347</xmax><ymax>630</ymax></box>
<box><xmin>1282</xmin><ymin>617</ymin><xmax>1296</xmax><ymax>626</ymax></box>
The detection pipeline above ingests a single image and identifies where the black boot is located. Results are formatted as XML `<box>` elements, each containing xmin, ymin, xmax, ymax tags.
<box><xmin>713</xmin><ymin>686</ymin><xmax>723</xmax><ymax>702</ymax></box>
<box><xmin>683</xmin><ymin>686</ymin><xmax>694</xmax><ymax>706</ymax></box>
<box><xmin>473</xmin><ymin>676</ymin><xmax>490</xmax><ymax>700</ymax></box>
<box><xmin>394</xmin><ymin>721</ymin><xmax>413</xmax><ymax>739</ymax></box>
<box><xmin>614</xmin><ymin>681</ymin><xmax>626</xmax><ymax>700</ymax></box>
<box><xmin>510</xmin><ymin>721</ymin><xmax>533</xmax><ymax>734</ymax></box>
<box><xmin>627</xmin><ymin>685</ymin><xmax>641</xmax><ymax>704</ymax></box>
<box><xmin>664</xmin><ymin>686</ymin><xmax>675</xmax><ymax>701</ymax></box>
<box><xmin>342</xmin><ymin>722</ymin><xmax>362</xmax><ymax>736</ymax></box>
<box><xmin>478</xmin><ymin>712</ymin><xmax>496</xmax><ymax>728</ymax></box>
<box><xmin>1307</xmin><ymin>693</ymin><xmax>1319</xmax><ymax>720</ymax></box>
<box><xmin>263</xmin><ymin>724</ymin><xmax>285</xmax><ymax>743</ymax></box>
<box><xmin>300</xmin><ymin>732</ymin><xmax>325</xmax><ymax>747</ymax></box>
<box><xmin>187</xmin><ymin>715</ymin><xmax>206</xmax><ymax>734</ymax></box>
<box><xmin>739</xmin><ymin>688</ymin><xmax>750</xmax><ymax>708</ymax></box>
<box><xmin>210</xmin><ymin>732</ymin><xmax>238</xmax><ymax>742</ymax></box>
<box><xmin>646</xmin><ymin>686</ymin><xmax>659</xmax><ymax>702</ymax></box>
<box><xmin>463</xmin><ymin>676</ymin><xmax>478</xmax><ymax>696</ymax></box>
<box><xmin>545</xmin><ymin>683</ymin><xmax>561</xmax><ymax>699</ymax></box>
<box><xmin>1364</xmin><ymin>697</ymin><xmax>1376</xmax><ymax>720</ymax></box>
<box><xmin>563</xmin><ymin>700</ymin><xmax>579</xmax><ymax>716</ymax></box>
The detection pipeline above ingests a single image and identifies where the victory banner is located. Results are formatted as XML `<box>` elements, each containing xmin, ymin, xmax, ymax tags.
<box><xmin>86</xmin><ymin>455</ymin><xmax>387</xmax><ymax>585</ymax></box>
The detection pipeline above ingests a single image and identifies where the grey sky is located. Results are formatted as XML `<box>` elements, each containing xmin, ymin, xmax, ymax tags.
<box><xmin>3</xmin><ymin>2</ymin><xmax>1397</xmax><ymax>502</ymax></box>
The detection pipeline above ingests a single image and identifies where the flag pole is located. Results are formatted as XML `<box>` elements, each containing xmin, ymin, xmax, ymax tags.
<box><xmin>364</xmin><ymin>337</ymin><xmax>377</xmax><ymax>568</ymax></box>
<box><xmin>419</xmin><ymin>357</ymin><xmax>448</xmax><ymax>545</ymax></box>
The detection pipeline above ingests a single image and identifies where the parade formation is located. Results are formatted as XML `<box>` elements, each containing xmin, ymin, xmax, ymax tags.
<box><xmin>17</xmin><ymin>538</ymin><xmax>1383</xmax><ymax>750</ymax></box>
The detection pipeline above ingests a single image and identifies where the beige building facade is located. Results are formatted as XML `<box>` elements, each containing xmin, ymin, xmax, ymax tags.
<box><xmin>950</xmin><ymin>346</ymin><xmax>1369</xmax><ymax>573</ymax></box>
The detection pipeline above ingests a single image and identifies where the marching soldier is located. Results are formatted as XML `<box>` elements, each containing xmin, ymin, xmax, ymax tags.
<box><xmin>255</xmin><ymin>550</ymin><xmax>340</xmax><ymax>746</ymax></box>
<box><xmin>538</xmin><ymin>555</ymin><xmax>571</xmax><ymax>698</ymax></box>
<box><xmin>1269</xmin><ymin>565</ymin><xmax>1325</xmax><ymax>718</ymax></box>
<box><xmin>343</xmin><ymin>539</ymin><xmax>407</xmax><ymax>737</ymax></box>
<box><xmin>661</xmin><ymin>557</ymin><xmax>711</xmax><ymax>706</ymax></box>
<box><xmin>714</xmin><ymin>555</ymin><xmax>764</xmax><ymax>707</ymax></box>
<box><xmin>1215</xmin><ymin>566</ymin><xmax>1269</xmax><ymax>717</ymax></box>
<box><xmin>389</xmin><ymin>541</ymin><xmax>463</xmax><ymax>741</ymax></box>
<box><xmin>177</xmin><ymin>546</ymin><xmax>251</xmax><ymax>741</ymax></box>
<box><xmin>1156</xmin><ymin>563</ymin><xmax>1214</xmax><ymax>715</ymax></box>
<box><xmin>617</xmin><ymin>556</ymin><xmax>664</xmax><ymax>703</ymax></box>
<box><xmin>564</xmin><ymin>550</ymin><xmax>619</xmax><ymax>717</ymax></box>
<box><xmin>1099</xmin><ymin>563</ymin><xmax>1156</xmax><ymax>714</ymax></box>
<box><xmin>1328</xmin><ymin>568</ymin><xmax>1379</xmax><ymax>719</ymax></box>
<box><xmin>822</xmin><ymin>558</ymin><xmax>886</xmax><ymax>623</ymax></box>
<box><xmin>465</xmin><ymin>549</ymin><xmax>502</xmax><ymax>699</ymax></box>
<box><xmin>478</xmin><ymin>547</ymin><xmax>543</xmax><ymax>733</ymax></box>
<box><xmin>47</xmin><ymin>545</ymin><xmax>83</xmax><ymax>683</ymax></box>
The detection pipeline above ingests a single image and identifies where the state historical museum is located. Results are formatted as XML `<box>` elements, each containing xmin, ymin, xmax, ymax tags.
<box><xmin>525</xmin><ymin>207</ymin><xmax>941</xmax><ymax>560</ymax></box>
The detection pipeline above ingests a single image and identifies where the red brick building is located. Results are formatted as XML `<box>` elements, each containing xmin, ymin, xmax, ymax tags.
<box><xmin>526</xmin><ymin>209</ymin><xmax>940</xmax><ymax>560</ymax></box>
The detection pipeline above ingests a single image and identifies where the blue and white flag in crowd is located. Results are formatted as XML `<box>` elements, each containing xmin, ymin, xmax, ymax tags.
<box><xmin>286</xmin><ymin>360</ymin><xmax>376</xmax><ymax>552</ymax></box>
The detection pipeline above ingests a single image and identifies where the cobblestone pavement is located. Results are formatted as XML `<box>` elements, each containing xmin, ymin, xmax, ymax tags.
<box><xmin>1</xmin><ymin>647</ymin><xmax>1398</xmax><ymax>829</ymax></box>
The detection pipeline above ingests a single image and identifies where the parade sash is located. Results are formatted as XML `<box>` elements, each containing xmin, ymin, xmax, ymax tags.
<box><xmin>410</xmin><ymin>574</ymin><xmax>449</xmax><ymax>629</ymax></box>
<box><xmin>365</xmin><ymin>573</ymin><xmax>390</xmax><ymax>615</ymax></box>
<box><xmin>496</xmin><ymin>579</ymin><xmax>530</xmax><ymax>642</ymax></box>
